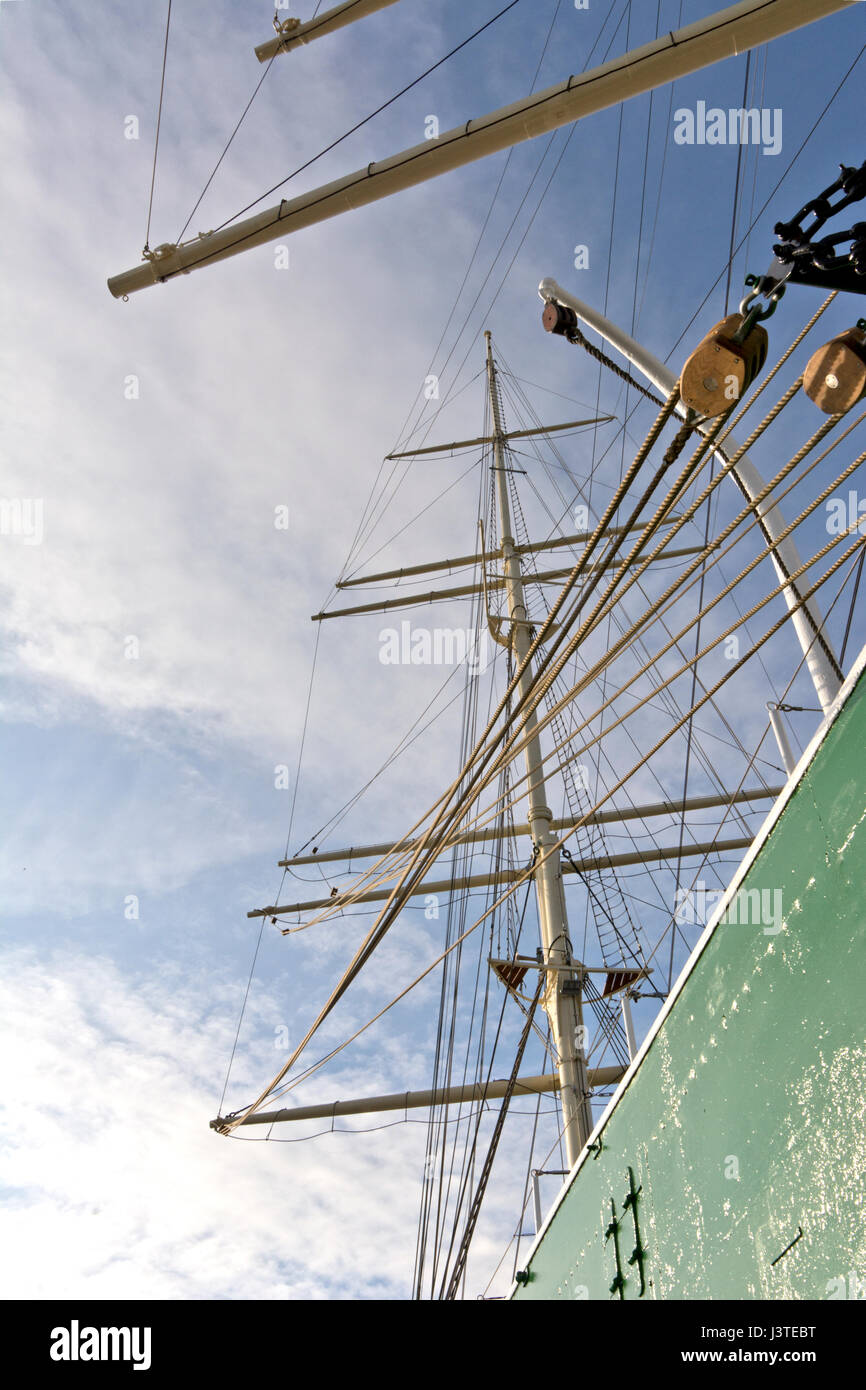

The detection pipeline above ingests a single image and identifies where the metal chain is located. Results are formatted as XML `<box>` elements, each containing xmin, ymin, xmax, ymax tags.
<box><xmin>773</xmin><ymin>160</ymin><xmax>866</xmax><ymax>266</ymax></box>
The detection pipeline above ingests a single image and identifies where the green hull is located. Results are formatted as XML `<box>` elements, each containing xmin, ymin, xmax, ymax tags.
<box><xmin>512</xmin><ymin>648</ymin><xmax>866</xmax><ymax>1301</ymax></box>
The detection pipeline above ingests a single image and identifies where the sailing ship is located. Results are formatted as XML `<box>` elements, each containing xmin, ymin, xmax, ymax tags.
<box><xmin>108</xmin><ymin>0</ymin><xmax>866</xmax><ymax>1299</ymax></box>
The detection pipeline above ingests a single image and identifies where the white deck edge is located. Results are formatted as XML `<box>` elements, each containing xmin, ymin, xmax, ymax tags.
<box><xmin>509</xmin><ymin>637</ymin><xmax>866</xmax><ymax>1293</ymax></box>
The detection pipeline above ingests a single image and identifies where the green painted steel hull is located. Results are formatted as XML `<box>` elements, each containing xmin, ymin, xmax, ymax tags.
<box><xmin>512</xmin><ymin>655</ymin><xmax>866</xmax><ymax>1301</ymax></box>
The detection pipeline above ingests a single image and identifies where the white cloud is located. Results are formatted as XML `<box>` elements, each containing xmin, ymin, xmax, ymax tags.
<box><xmin>0</xmin><ymin>0</ymin><xmax>491</xmax><ymax>773</ymax></box>
<box><xmin>3</xmin><ymin>0</ymin><xmax>862</xmax><ymax>1306</ymax></box>
<box><xmin>0</xmin><ymin>948</ymin><xmax>434</xmax><ymax>1300</ymax></box>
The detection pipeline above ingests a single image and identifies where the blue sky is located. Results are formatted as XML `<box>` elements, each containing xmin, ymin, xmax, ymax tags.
<box><xmin>1</xmin><ymin>0</ymin><xmax>865</xmax><ymax>1300</ymax></box>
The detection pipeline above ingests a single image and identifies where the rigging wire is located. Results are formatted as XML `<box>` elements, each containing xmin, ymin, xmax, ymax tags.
<box><xmin>280</xmin><ymin>501</ymin><xmax>824</xmax><ymax>938</ymax></box>
<box><xmin>723</xmin><ymin>48</ymin><xmax>752</xmax><ymax>315</ymax></box>
<box><xmin>289</xmin><ymin>5</ymin><xmax>636</xmax><ymax>861</ymax></box>
<box><xmin>501</xmin><ymin>371</ymin><xmax>729</xmax><ymax>739</ymax></box>
<box><xmin>206</xmin><ymin>1</ymin><xmax>526</xmax><ymax>236</ymax></box>
<box><xmin>496</xmin><ymin>362</ymin><xmax>778</xmax><ymax>803</ymax></box>
<box><xmin>342</xmin><ymin>128</ymin><xmax>571</xmax><ymax>574</ymax></box>
<box><xmin>335</xmin><ymin>370</ymin><xmax>485</xmax><ymax>588</ymax></box>
<box><xmin>217</xmin><ymin>915</ymin><xmax>267</xmax><ymax>1117</ymax></box>
<box><xmin>667</xmin><ymin>462</ymin><xmax>715</xmax><ymax>994</ymax></box>
<box><xmin>470</xmin><ymin>417</ymin><xmax>856</xmax><ymax>813</ymax></box>
<box><xmin>659</xmin><ymin>94</ymin><xmax>779</xmax><ymax>980</ymax></box>
<box><xmin>439</xmin><ymin>970</ymin><xmax>546</xmax><ymax>1300</ymax></box>
<box><xmin>267</xmin><ymin>378</ymin><xmax>821</xmax><ymax>932</ymax></box>
<box><xmin>219</xmin><ymin>607</ymin><xmax>324</xmax><ymax>1110</ymax></box>
<box><xmin>741</xmin><ymin>44</ymin><xmax>769</xmax><ymax>283</ymax></box>
<box><xmin>416</xmin><ymin>403</ymin><xmax>510</xmax><ymax>1298</ymax></box>
<box><xmin>660</xmin><ymin>38</ymin><xmax>866</xmax><ymax>370</ymax></box>
<box><xmin>435</xmin><ymin>521</ymin><xmax>506</xmax><ymax>1293</ymax></box>
<box><xmin>415</xmin><ymin>510</ymin><xmax>492</xmax><ymax>1297</ymax></box>
<box><xmin>500</xmin><ymin>416</ymin><xmax>647</xmax><ymax>971</ymax></box>
<box><xmin>486</xmin><ymin>1118</ymin><xmax>572</xmax><ymax>1295</ymax></box>
<box><xmin>176</xmin><ymin>50</ymin><xmax>282</xmax><ymax>244</ymax></box>
<box><xmin>192</xmin><ymin>4</ymin><xmax>866</xmax><ymax>1294</ymax></box>
<box><xmin>511</xmin><ymin>1065</ymin><xmax>546</xmax><ymax>1280</ymax></box>
<box><xmin>226</xmin><ymin>1103</ymin><xmax>561</xmax><ymax>1145</ymax></box>
<box><xmin>644</xmin><ymin>551</ymin><xmax>866</xmax><ymax>983</ymax></box>
<box><xmin>630</xmin><ymin>0</ymin><xmax>661</xmax><ymax>336</ymax></box>
<box><xmin>226</xmin><ymin>528</ymin><xmax>861</xmax><ymax>1128</ymax></box>
<box><xmin>346</xmin><ymin>119</ymin><xmax>578</xmax><ymax>576</ymax></box>
<box><xmin>384</xmin><ymin>0</ymin><xmax>567</xmax><ymax>466</ymax></box>
<box><xmin>275</xmin><ymin>397</ymin><xmax>866</xmax><ymax>953</ymax></box>
<box><xmin>340</xmin><ymin>0</ymin><xmax>629</xmax><ymax>578</ymax></box>
<box><xmin>224</xmin><ymin>506</ymin><xmax>866</xmax><ymax>1124</ymax></box>
<box><xmin>239</xmin><ymin>536</ymin><xmax>866</xmax><ymax>1273</ymax></box>
<box><xmin>332</xmin><ymin>457</ymin><xmax>479</xmax><ymax>595</ymax></box>
<box><xmin>399</xmin><ymin>0</ymin><xmax>628</xmax><ymax>465</ymax></box>
<box><xmin>839</xmin><ymin>546</ymin><xmax>866</xmax><ymax>669</ymax></box>
<box><xmin>634</xmin><ymin>0</ymin><xmax>683</xmax><ymax>333</ymax></box>
<box><xmin>418</xmin><ymin>606</ymin><xmax>527</xmax><ymax>1295</ymax></box>
<box><xmin>144</xmin><ymin>0</ymin><xmax>173</xmax><ymax>252</ymax></box>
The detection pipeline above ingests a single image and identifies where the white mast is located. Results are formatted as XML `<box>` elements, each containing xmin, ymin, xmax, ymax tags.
<box><xmin>484</xmin><ymin>331</ymin><xmax>592</xmax><ymax>1168</ymax></box>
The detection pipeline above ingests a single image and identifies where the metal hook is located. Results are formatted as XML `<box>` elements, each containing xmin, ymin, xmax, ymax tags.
<box><xmin>737</xmin><ymin>279</ymin><xmax>785</xmax><ymax>339</ymax></box>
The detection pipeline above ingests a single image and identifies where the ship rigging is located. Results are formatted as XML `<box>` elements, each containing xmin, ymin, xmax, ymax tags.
<box><xmin>113</xmin><ymin>0</ymin><xmax>866</xmax><ymax>1299</ymax></box>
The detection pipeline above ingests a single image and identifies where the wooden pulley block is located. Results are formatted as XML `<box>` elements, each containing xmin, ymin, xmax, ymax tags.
<box><xmin>542</xmin><ymin>300</ymin><xmax>577</xmax><ymax>336</ymax></box>
<box><xmin>679</xmin><ymin>313</ymin><xmax>768</xmax><ymax>416</ymax></box>
<box><xmin>803</xmin><ymin>327</ymin><xmax>866</xmax><ymax>415</ymax></box>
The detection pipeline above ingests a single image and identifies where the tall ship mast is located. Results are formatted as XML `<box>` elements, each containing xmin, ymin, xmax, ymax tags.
<box><xmin>107</xmin><ymin>0</ymin><xmax>866</xmax><ymax>1300</ymax></box>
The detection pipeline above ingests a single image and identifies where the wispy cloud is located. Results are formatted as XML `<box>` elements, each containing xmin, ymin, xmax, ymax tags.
<box><xmin>0</xmin><ymin>948</ymin><xmax>430</xmax><ymax>1299</ymax></box>
<box><xmin>2</xmin><ymin>0</ymin><xmax>863</xmax><ymax>1304</ymax></box>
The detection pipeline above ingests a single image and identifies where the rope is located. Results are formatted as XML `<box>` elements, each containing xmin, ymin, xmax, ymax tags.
<box><xmin>630</xmin><ymin>0</ymin><xmax>662</xmax><ymax>336</ymax></box>
<box><xmin>253</xmin><ymin>391</ymin><xmax>719</xmax><ymax>946</ymax></box>
<box><xmin>634</xmin><ymin>0</ymin><xmax>683</xmax><ymax>333</ymax></box>
<box><xmin>661</xmin><ymin>418</ymin><xmax>697</xmax><ymax>468</ymax></box>
<box><xmin>343</xmin><ymin>412</ymin><xmax>863</xmax><ymax>910</ymax></box>
<box><xmin>222</xmin><ymin>325</ymin><xmax>863</xmax><ymax>1128</ymax></box>
<box><xmin>563</xmin><ymin>294</ymin><xmax>842</xmax><ymax>690</ymax></box>
<box><xmin>251</xmin><ymin>389</ymin><xmax>684</xmax><ymax>992</ymax></box>
<box><xmin>248</xmin><ymin>521</ymin><xmax>862</xmax><ymax>1115</ymax></box>
<box><xmin>564</xmin><ymin>324</ymin><xmax>666</xmax><ymax>409</ymax></box>
<box><xmin>502</xmin><ymin>366</ymin><xmax>768</xmax><ymax>821</ymax></box>
<box><xmin>224</xmin><ymin>521</ymin><xmax>864</xmax><ymax>1125</ymax></box>
<box><xmin>623</xmin><ymin>543</ymin><xmax>866</xmax><ymax>985</ymax></box>
<box><xmin>414</xmin><ymin>598</ymin><xmax>494</xmax><ymax>1298</ymax></box>
<box><xmin>275</xmin><ymin>405</ymin><xmax>857</xmax><ymax>944</ymax></box>
<box><xmin>235</xmin><ymin>483</ymin><xmax>866</xmax><ymax>1110</ymax></box>
<box><xmin>489</xmin><ymin>421</ymin><xmax>854</xmax><ymax>802</ymax></box>
<box><xmin>497</xmin><ymin>359</ymin><xmax>770</xmax><ymax>821</ymax></box>
<box><xmin>524</xmin><ymin>507</ymin><xmax>865</xmax><ymax>817</ymax></box>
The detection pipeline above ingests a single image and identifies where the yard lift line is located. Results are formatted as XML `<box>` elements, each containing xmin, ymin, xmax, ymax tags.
<box><xmin>107</xmin><ymin>0</ymin><xmax>860</xmax><ymax>298</ymax></box>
